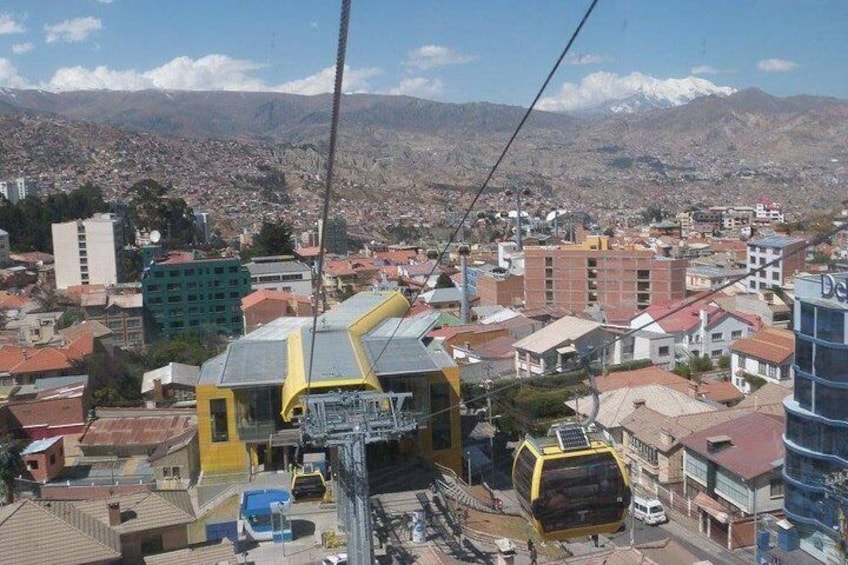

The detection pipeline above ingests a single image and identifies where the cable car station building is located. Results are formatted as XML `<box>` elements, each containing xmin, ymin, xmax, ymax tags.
<box><xmin>196</xmin><ymin>291</ymin><xmax>462</xmax><ymax>476</ymax></box>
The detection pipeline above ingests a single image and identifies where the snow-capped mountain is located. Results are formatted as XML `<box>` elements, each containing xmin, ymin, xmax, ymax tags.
<box><xmin>541</xmin><ymin>72</ymin><xmax>737</xmax><ymax>115</ymax></box>
<box><xmin>604</xmin><ymin>77</ymin><xmax>736</xmax><ymax>114</ymax></box>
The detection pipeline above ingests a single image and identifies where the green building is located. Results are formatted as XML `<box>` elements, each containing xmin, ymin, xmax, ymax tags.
<box><xmin>142</xmin><ymin>250</ymin><xmax>251</xmax><ymax>339</ymax></box>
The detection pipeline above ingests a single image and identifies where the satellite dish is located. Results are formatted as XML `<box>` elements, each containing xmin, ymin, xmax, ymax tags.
<box><xmin>149</xmin><ymin>230</ymin><xmax>162</xmax><ymax>244</ymax></box>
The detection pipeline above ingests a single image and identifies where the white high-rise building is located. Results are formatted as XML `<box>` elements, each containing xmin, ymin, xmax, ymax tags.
<box><xmin>52</xmin><ymin>214</ymin><xmax>123</xmax><ymax>290</ymax></box>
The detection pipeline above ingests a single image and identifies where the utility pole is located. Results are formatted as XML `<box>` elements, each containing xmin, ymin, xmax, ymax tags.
<box><xmin>481</xmin><ymin>376</ymin><xmax>495</xmax><ymax>485</ymax></box>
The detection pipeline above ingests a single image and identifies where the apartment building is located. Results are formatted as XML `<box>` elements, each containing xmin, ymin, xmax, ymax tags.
<box><xmin>52</xmin><ymin>213</ymin><xmax>123</xmax><ymax>290</ymax></box>
<box><xmin>524</xmin><ymin>235</ymin><xmax>686</xmax><ymax>312</ymax></box>
<box><xmin>746</xmin><ymin>235</ymin><xmax>806</xmax><ymax>291</ymax></box>
<box><xmin>141</xmin><ymin>251</ymin><xmax>251</xmax><ymax>339</ymax></box>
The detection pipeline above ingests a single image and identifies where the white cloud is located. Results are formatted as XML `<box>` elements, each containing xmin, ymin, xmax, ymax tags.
<box><xmin>386</xmin><ymin>77</ymin><xmax>444</xmax><ymax>98</ymax></box>
<box><xmin>11</xmin><ymin>42</ymin><xmax>33</xmax><ymax>54</ymax></box>
<box><xmin>276</xmin><ymin>65</ymin><xmax>380</xmax><ymax>95</ymax></box>
<box><xmin>691</xmin><ymin>65</ymin><xmax>721</xmax><ymax>75</ymax></box>
<box><xmin>0</xmin><ymin>13</ymin><xmax>25</xmax><ymax>34</ymax></box>
<box><xmin>97</xmin><ymin>0</ymin><xmax>114</xmax><ymax>4</ymax></box>
<box><xmin>45</xmin><ymin>55</ymin><xmax>381</xmax><ymax>94</ymax></box>
<box><xmin>45</xmin><ymin>16</ymin><xmax>102</xmax><ymax>43</ymax></box>
<box><xmin>538</xmin><ymin>71</ymin><xmax>735</xmax><ymax>113</ymax></box>
<box><xmin>405</xmin><ymin>44</ymin><xmax>475</xmax><ymax>71</ymax></box>
<box><xmin>0</xmin><ymin>57</ymin><xmax>31</xmax><ymax>88</ymax></box>
<box><xmin>757</xmin><ymin>58</ymin><xmax>798</xmax><ymax>72</ymax></box>
<box><xmin>563</xmin><ymin>53</ymin><xmax>612</xmax><ymax>65</ymax></box>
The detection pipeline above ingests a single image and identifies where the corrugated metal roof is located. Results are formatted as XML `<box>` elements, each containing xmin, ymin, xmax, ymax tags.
<box><xmin>246</xmin><ymin>259</ymin><xmax>311</xmax><ymax>276</ymax></box>
<box><xmin>220</xmin><ymin>340</ymin><xmax>287</xmax><ymax>387</ymax></box>
<box><xmin>80</xmin><ymin>415</ymin><xmax>196</xmax><ymax>447</ymax></box>
<box><xmin>362</xmin><ymin>337</ymin><xmax>439</xmax><ymax>375</ymax></box>
<box><xmin>243</xmin><ymin>315</ymin><xmax>311</xmax><ymax>340</ymax></box>
<box><xmin>513</xmin><ymin>315</ymin><xmax>602</xmax><ymax>354</ymax></box>
<box><xmin>421</xmin><ymin>287</ymin><xmax>463</xmax><ymax>305</ymax></box>
<box><xmin>142</xmin><ymin>362</ymin><xmax>200</xmax><ymax>394</ymax></box>
<box><xmin>198</xmin><ymin>352</ymin><xmax>226</xmax><ymax>385</ymax></box>
<box><xmin>320</xmin><ymin>291</ymin><xmax>399</xmax><ymax>329</ymax></box>
<box><xmin>300</xmin><ymin>330</ymin><xmax>362</xmax><ymax>381</ymax></box>
<box><xmin>748</xmin><ymin>236</ymin><xmax>806</xmax><ymax>249</ymax></box>
<box><xmin>368</xmin><ymin>311</ymin><xmax>440</xmax><ymax>339</ymax></box>
<box><xmin>21</xmin><ymin>436</ymin><xmax>62</xmax><ymax>455</ymax></box>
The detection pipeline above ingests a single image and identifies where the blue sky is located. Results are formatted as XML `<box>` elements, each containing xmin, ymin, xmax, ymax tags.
<box><xmin>0</xmin><ymin>0</ymin><xmax>844</xmax><ymax>111</ymax></box>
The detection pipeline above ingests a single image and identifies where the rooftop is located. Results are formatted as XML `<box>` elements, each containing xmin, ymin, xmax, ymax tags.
<box><xmin>567</xmin><ymin>384</ymin><xmax>717</xmax><ymax>430</ymax></box>
<box><xmin>748</xmin><ymin>235</ymin><xmax>806</xmax><ymax>249</ymax></box>
<box><xmin>680</xmin><ymin>411</ymin><xmax>785</xmax><ymax>480</ymax></box>
<box><xmin>729</xmin><ymin>326</ymin><xmax>794</xmax><ymax>364</ymax></box>
<box><xmin>513</xmin><ymin>315</ymin><xmax>602</xmax><ymax>354</ymax></box>
<box><xmin>80</xmin><ymin>414</ymin><xmax>196</xmax><ymax>447</ymax></box>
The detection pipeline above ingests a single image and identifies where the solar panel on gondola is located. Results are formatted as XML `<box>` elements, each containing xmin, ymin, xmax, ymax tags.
<box><xmin>555</xmin><ymin>425</ymin><xmax>590</xmax><ymax>451</ymax></box>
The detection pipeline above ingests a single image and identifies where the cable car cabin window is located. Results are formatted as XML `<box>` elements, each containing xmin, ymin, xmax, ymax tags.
<box><xmin>533</xmin><ymin>452</ymin><xmax>626</xmax><ymax>534</ymax></box>
<box><xmin>292</xmin><ymin>474</ymin><xmax>327</xmax><ymax>500</ymax></box>
<box><xmin>513</xmin><ymin>445</ymin><xmax>536</xmax><ymax>510</ymax></box>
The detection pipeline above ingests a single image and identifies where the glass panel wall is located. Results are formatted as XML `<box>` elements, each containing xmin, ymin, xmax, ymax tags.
<box><xmin>235</xmin><ymin>388</ymin><xmax>284</xmax><ymax>441</ymax></box>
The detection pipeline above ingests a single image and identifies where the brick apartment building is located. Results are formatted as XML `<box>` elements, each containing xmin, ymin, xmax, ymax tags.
<box><xmin>524</xmin><ymin>235</ymin><xmax>687</xmax><ymax>312</ymax></box>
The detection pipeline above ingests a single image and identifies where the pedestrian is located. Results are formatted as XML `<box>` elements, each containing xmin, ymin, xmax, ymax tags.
<box><xmin>527</xmin><ymin>538</ymin><xmax>534</xmax><ymax>552</ymax></box>
<box><xmin>529</xmin><ymin>545</ymin><xmax>538</xmax><ymax>565</ymax></box>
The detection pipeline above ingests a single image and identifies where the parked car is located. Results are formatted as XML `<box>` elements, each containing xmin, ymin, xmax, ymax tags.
<box><xmin>322</xmin><ymin>554</ymin><xmax>347</xmax><ymax>565</ymax></box>
<box><xmin>632</xmin><ymin>496</ymin><xmax>667</xmax><ymax>525</ymax></box>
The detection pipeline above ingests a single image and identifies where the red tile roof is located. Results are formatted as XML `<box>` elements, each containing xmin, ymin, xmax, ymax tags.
<box><xmin>241</xmin><ymin>289</ymin><xmax>311</xmax><ymax>311</ymax></box>
<box><xmin>595</xmin><ymin>366</ymin><xmax>688</xmax><ymax>393</ymax></box>
<box><xmin>698</xmin><ymin>380</ymin><xmax>744</xmax><ymax>404</ymax></box>
<box><xmin>729</xmin><ymin>327</ymin><xmax>794</xmax><ymax>364</ymax></box>
<box><xmin>295</xmin><ymin>246</ymin><xmax>324</xmax><ymax>257</ymax></box>
<box><xmin>680</xmin><ymin>411</ymin><xmax>785</xmax><ymax>481</ymax></box>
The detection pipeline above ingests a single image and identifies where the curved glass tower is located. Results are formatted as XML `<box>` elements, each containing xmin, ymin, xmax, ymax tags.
<box><xmin>784</xmin><ymin>273</ymin><xmax>848</xmax><ymax>563</ymax></box>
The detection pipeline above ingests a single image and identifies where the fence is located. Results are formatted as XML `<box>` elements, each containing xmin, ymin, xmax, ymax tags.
<box><xmin>632</xmin><ymin>473</ymin><xmax>695</xmax><ymax>520</ymax></box>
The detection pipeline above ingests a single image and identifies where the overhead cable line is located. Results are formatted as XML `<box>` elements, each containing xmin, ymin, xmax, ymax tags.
<box><xmin>305</xmin><ymin>0</ymin><xmax>352</xmax><ymax>406</ymax></box>
<box><xmin>360</xmin><ymin>0</ymin><xmax>601</xmax><ymax>385</ymax></box>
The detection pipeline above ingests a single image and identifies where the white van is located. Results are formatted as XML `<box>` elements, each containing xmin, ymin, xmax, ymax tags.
<box><xmin>632</xmin><ymin>496</ymin><xmax>667</xmax><ymax>525</ymax></box>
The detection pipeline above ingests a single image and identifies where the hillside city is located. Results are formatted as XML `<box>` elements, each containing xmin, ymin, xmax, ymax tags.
<box><xmin>0</xmin><ymin>160</ymin><xmax>846</xmax><ymax>565</ymax></box>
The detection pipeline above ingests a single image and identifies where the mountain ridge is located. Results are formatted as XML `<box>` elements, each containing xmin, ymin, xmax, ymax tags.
<box><xmin>0</xmin><ymin>86</ymin><xmax>846</xmax><ymax>238</ymax></box>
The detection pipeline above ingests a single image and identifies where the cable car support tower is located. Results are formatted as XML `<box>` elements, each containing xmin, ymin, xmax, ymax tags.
<box><xmin>300</xmin><ymin>391</ymin><xmax>418</xmax><ymax>565</ymax></box>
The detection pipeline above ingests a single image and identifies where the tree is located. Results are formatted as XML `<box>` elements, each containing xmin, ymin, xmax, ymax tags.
<box><xmin>0</xmin><ymin>438</ymin><xmax>23</xmax><ymax>504</ymax></box>
<box><xmin>435</xmin><ymin>272</ymin><xmax>455</xmax><ymax>289</ymax></box>
<box><xmin>126</xmin><ymin>179</ymin><xmax>196</xmax><ymax>248</ymax></box>
<box><xmin>246</xmin><ymin>221</ymin><xmax>295</xmax><ymax>259</ymax></box>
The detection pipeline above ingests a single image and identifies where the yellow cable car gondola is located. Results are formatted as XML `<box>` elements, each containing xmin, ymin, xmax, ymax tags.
<box><xmin>512</xmin><ymin>352</ymin><xmax>631</xmax><ymax>541</ymax></box>
<box><xmin>291</xmin><ymin>467</ymin><xmax>328</xmax><ymax>502</ymax></box>
<box><xmin>512</xmin><ymin>425</ymin><xmax>631</xmax><ymax>540</ymax></box>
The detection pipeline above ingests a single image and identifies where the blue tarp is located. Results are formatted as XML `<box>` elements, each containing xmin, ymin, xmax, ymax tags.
<box><xmin>242</xmin><ymin>489</ymin><xmax>291</xmax><ymax>515</ymax></box>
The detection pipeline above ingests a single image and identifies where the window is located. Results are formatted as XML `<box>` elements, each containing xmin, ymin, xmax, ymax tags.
<box><xmin>430</xmin><ymin>383</ymin><xmax>453</xmax><ymax>450</ymax></box>
<box><xmin>141</xmin><ymin>535</ymin><xmax>163</xmax><ymax>555</ymax></box>
<box><xmin>27</xmin><ymin>460</ymin><xmax>39</xmax><ymax>470</ymax></box>
<box><xmin>711</xmin><ymin>349</ymin><xmax>722</xmax><ymax>358</ymax></box>
<box><xmin>800</xmin><ymin>302</ymin><xmax>815</xmax><ymax>336</ymax></box>
<box><xmin>163</xmin><ymin>466</ymin><xmax>181</xmax><ymax>479</ymax></box>
<box><xmin>210</xmin><ymin>399</ymin><xmax>229</xmax><ymax>442</ymax></box>
<box><xmin>731</xmin><ymin>330</ymin><xmax>742</xmax><ymax>340</ymax></box>
<box><xmin>711</xmin><ymin>332</ymin><xmax>723</xmax><ymax>342</ymax></box>
<box><xmin>715</xmin><ymin>468</ymin><xmax>749</xmax><ymax>510</ymax></box>
<box><xmin>758</xmin><ymin>360</ymin><xmax>767</xmax><ymax>375</ymax></box>
<box><xmin>545</xmin><ymin>257</ymin><xmax>553</xmax><ymax>267</ymax></box>
<box><xmin>49</xmin><ymin>454</ymin><xmax>56</xmax><ymax>465</ymax></box>
<box><xmin>658</xmin><ymin>345</ymin><xmax>670</xmax><ymax>357</ymax></box>
<box><xmin>685</xmin><ymin>452</ymin><xmax>708</xmax><ymax>485</ymax></box>
<box><xmin>816</xmin><ymin>308</ymin><xmax>845</xmax><ymax>343</ymax></box>
<box><xmin>772</xmin><ymin>271</ymin><xmax>780</xmax><ymax>281</ymax></box>
<box><xmin>768</xmin><ymin>365</ymin><xmax>777</xmax><ymax>379</ymax></box>
<box><xmin>770</xmin><ymin>478</ymin><xmax>785</xmax><ymax>498</ymax></box>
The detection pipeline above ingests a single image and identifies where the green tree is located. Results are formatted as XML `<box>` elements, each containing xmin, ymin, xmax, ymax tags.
<box><xmin>246</xmin><ymin>221</ymin><xmax>295</xmax><ymax>259</ymax></box>
<box><xmin>435</xmin><ymin>272</ymin><xmax>455</xmax><ymax>289</ymax></box>
<box><xmin>0</xmin><ymin>438</ymin><xmax>23</xmax><ymax>504</ymax></box>
<box><xmin>127</xmin><ymin>179</ymin><xmax>196</xmax><ymax>248</ymax></box>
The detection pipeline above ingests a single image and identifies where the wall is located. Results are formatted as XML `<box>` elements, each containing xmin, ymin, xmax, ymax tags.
<box><xmin>39</xmin><ymin>483</ymin><xmax>150</xmax><ymax>500</ymax></box>
<box><xmin>121</xmin><ymin>525</ymin><xmax>188</xmax><ymax>564</ymax></box>
<box><xmin>196</xmin><ymin>384</ymin><xmax>249</xmax><ymax>475</ymax></box>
